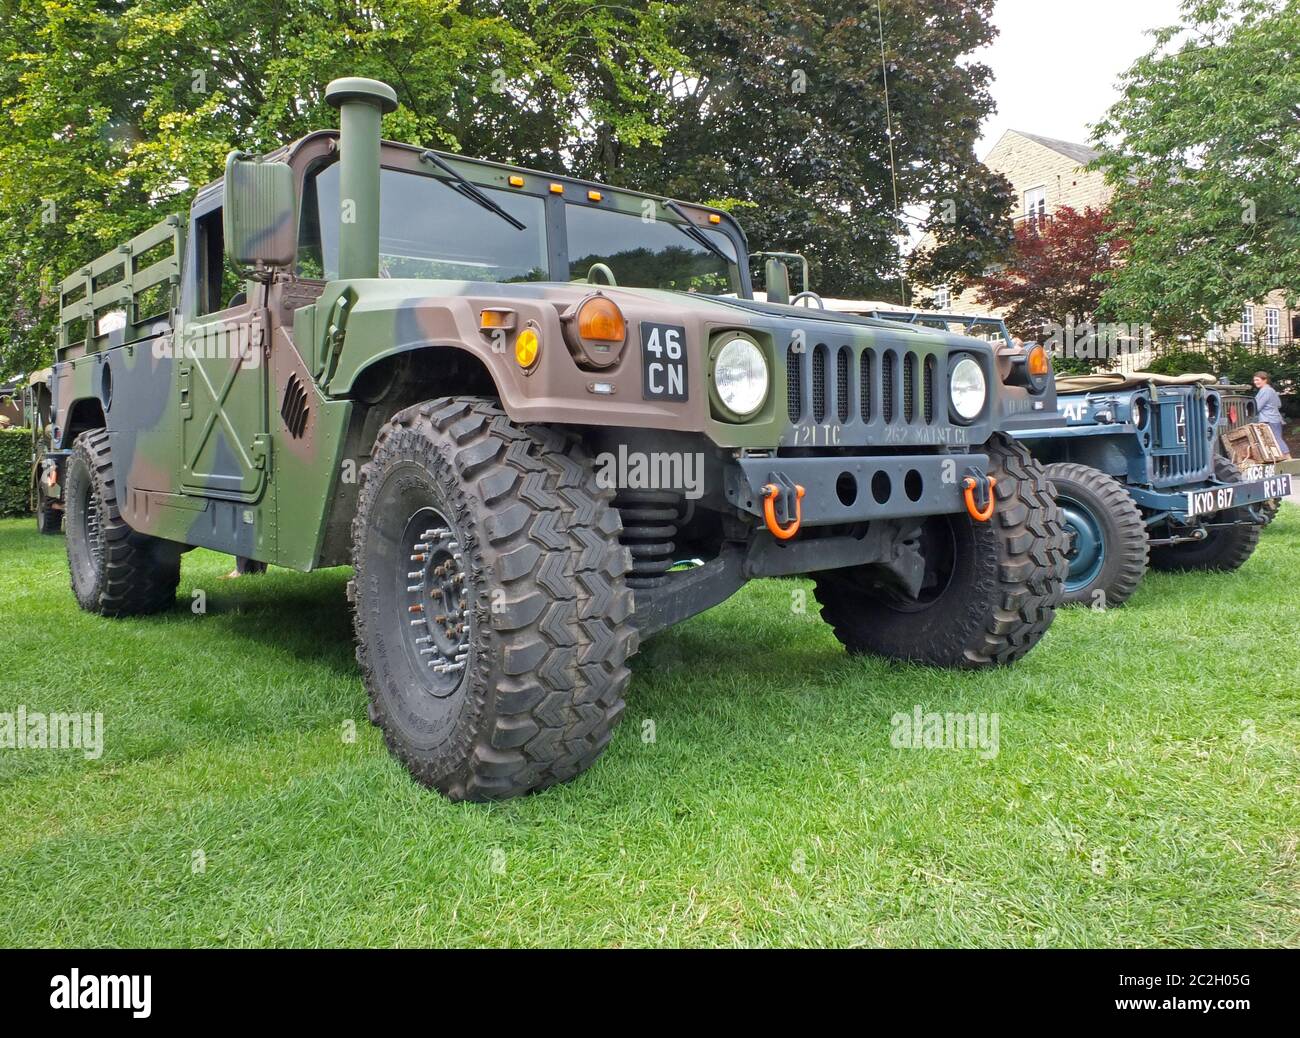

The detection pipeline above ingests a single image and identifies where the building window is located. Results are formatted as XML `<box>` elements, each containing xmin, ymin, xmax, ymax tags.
<box><xmin>1265</xmin><ymin>307</ymin><xmax>1280</xmax><ymax>345</ymax></box>
<box><xmin>1024</xmin><ymin>186</ymin><xmax>1047</xmax><ymax>225</ymax></box>
<box><xmin>934</xmin><ymin>285</ymin><xmax>950</xmax><ymax>310</ymax></box>
<box><xmin>1207</xmin><ymin>323</ymin><xmax>1222</xmax><ymax>343</ymax></box>
<box><xmin>1240</xmin><ymin>306</ymin><xmax>1254</xmax><ymax>342</ymax></box>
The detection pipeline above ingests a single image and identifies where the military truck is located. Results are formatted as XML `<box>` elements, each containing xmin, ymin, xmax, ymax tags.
<box><xmin>1014</xmin><ymin>372</ymin><xmax>1288</xmax><ymax>606</ymax></box>
<box><xmin>44</xmin><ymin>77</ymin><xmax>1067</xmax><ymax>800</ymax></box>
<box><xmin>23</xmin><ymin>368</ymin><xmax>65</xmax><ymax>533</ymax></box>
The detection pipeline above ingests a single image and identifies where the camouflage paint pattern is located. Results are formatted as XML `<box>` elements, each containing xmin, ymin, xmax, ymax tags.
<box><xmin>45</xmin><ymin>77</ymin><xmax>1060</xmax><ymax>571</ymax></box>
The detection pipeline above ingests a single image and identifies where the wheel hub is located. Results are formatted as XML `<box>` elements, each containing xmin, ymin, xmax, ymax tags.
<box><xmin>1060</xmin><ymin>500</ymin><xmax>1104</xmax><ymax>591</ymax></box>
<box><xmin>402</xmin><ymin>515</ymin><xmax>471</xmax><ymax>694</ymax></box>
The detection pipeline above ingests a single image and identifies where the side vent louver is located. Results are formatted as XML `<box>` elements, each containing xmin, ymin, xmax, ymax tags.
<box><xmin>281</xmin><ymin>372</ymin><xmax>310</xmax><ymax>439</ymax></box>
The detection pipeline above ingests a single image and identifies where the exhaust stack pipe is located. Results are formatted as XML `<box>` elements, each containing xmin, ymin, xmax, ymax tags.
<box><xmin>325</xmin><ymin>77</ymin><xmax>398</xmax><ymax>280</ymax></box>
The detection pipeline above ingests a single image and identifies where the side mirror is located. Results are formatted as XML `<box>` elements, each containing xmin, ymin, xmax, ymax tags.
<box><xmin>765</xmin><ymin>257</ymin><xmax>791</xmax><ymax>305</ymax></box>
<box><xmin>223</xmin><ymin>152</ymin><xmax>297</xmax><ymax>269</ymax></box>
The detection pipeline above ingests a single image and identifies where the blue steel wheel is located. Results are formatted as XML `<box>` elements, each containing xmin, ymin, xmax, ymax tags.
<box><xmin>1043</xmin><ymin>462</ymin><xmax>1149</xmax><ymax>607</ymax></box>
<box><xmin>1060</xmin><ymin>498</ymin><xmax>1106</xmax><ymax>594</ymax></box>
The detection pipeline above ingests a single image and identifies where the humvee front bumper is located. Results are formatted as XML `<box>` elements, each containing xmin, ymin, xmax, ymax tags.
<box><xmin>723</xmin><ymin>452</ymin><xmax>988</xmax><ymax>528</ymax></box>
<box><xmin>1128</xmin><ymin>472</ymin><xmax>1291</xmax><ymax>521</ymax></box>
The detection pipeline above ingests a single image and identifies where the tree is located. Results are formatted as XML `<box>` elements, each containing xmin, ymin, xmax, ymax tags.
<box><xmin>1091</xmin><ymin>0</ymin><xmax>1300</xmax><ymax>337</ymax></box>
<box><xmin>973</xmin><ymin>206</ymin><xmax>1121</xmax><ymax>342</ymax></box>
<box><xmin>611</xmin><ymin>0</ymin><xmax>1013</xmax><ymax>300</ymax></box>
<box><xmin>0</xmin><ymin>0</ymin><xmax>685</xmax><ymax>377</ymax></box>
<box><xmin>0</xmin><ymin>0</ymin><xmax>1011</xmax><ymax>376</ymax></box>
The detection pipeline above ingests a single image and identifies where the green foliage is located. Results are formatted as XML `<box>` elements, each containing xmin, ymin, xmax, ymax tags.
<box><xmin>1146</xmin><ymin>343</ymin><xmax>1300</xmax><ymax>418</ymax></box>
<box><xmin>1092</xmin><ymin>0</ymin><xmax>1300</xmax><ymax>336</ymax></box>
<box><xmin>0</xmin><ymin>0</ymin><xmax>688</xmax><ymax>377</ymax></box>
<box><xmin>623</xmin><ymin>0</ymin><xmax>1011</xmax><ymax>300</ymax></box>
<box><xmin>0</xmin><ymin>1</ymin><xmax>1009</xmax><ymax>377</ymax></box>
<box><xmin>0</xmin><ymin>428</ymin><xmax>32</xmax><ymax>517</ymax></box>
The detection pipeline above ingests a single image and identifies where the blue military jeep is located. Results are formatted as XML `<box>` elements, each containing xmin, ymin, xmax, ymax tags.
<box><xmin>1014</xmin><ymin>371</ymin><xmax>1290</xmax><ymax>606</ymax></box>
<box><xmin>841</xmin><ymin>307</ymin><xmax>1291</xmax><ymax>607</ymax></box>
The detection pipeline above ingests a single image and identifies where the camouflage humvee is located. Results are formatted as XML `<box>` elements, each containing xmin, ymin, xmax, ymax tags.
<box><xmin>23</xmin><ymin>368</ymin><xmax>65</xmax><ymax>534</ymax></box>
<box><xmin>45</xmin><ymin>77</ymin><xmax>1067</xmax><ymax>800</ymax></box>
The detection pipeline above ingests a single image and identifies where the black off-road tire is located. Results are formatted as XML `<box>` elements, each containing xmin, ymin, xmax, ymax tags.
<box><xmin>36</xmin><ymin>493</ymin><xmax>63</xmax><ymax>535</ymax></box>
<box><xmin>350</xmin><ymin>397</ymin><xmax>637</xmax><ymax>802</ymax></box>
<box><xmin>1044</xmin><ymin>462</ymin><xmax>1148</xmax><ymax>607</ymax></box>
<box><xmin>64</xmin><ymin>429</ymin><xmax>182</xmax><ymax>616</ymax></box>
<box><xmin>813</xmin><ymin>434</ymin><xmax>1067</xmax><ymax>668</ymax></box>
<box><xmin>1149</xmin><ymin>462</ymin><xmax>1262</xmax><ymax>572</ymax></box>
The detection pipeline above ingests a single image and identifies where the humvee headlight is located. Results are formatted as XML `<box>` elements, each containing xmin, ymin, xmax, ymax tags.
<box><xmin>949</xmin><ymin>356</ymin><xmax>986</xmax><ymax>421</ymax></box>
<box><xmin>713</xmin><ymin>335</ymin><xmax>768</xmax><ymax>418</ymax></box>
<box><xmin>515</xmin><ymin>327</ymin><xmax>540</xmax><ymax>370</ymax></box>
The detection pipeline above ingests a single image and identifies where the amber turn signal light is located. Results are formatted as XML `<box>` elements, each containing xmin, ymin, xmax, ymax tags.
<box><xmin>577</xmin><ymin>296</ymin><xmax>626</xmax><ymax>343</ymax></box>
<box><xmin>480</xmin><ymin>308</ymin><xmax>516</xmax><ymax>331</ymax></box>
<box><xmin>1027</xmin><ymin>344</ymin><xmax>1050</xmax><ymax>377</ymax></box>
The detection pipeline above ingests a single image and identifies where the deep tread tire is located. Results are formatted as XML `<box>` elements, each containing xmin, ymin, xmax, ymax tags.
<box><xmin>350</xmin><ymin>397</ymin><xmax>637</xmax><ymax>802</ymax></box>
<box><xmin>1149</xmin><ymin>461</ymin><xmax>1262</xmax><ymax>572</ymax></box>
<box><xmin>1044</xmin><ymin>462</ymin><xmax>1148</xmax><ymax>607</ymax></box>
<box><xmin>64</xmin><ymin>430</ymin><xmax>182</xmax><ymax>616</ymax></box>
<box><xmin>813</xmin><ymin>434</ymin><xmax>1067</xmax><ymax>668</ymax></box>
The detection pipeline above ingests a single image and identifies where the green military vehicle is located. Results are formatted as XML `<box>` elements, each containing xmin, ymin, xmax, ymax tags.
<box><xmin>23</xmin><ymin>368</ymin><xmax>65</xmax><ymax>533</ymax></box>
<box><xmin>45</xmin><ymin>77</ymin><xmax>1067</xmax><ymax>800</ymax></box>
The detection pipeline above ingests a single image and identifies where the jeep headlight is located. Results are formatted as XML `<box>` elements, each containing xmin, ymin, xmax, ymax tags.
<box><xmin>713</xmin><ymin>335</ymin><xmax>768</xmax><ymax>418</ymax></box>
<box><xmin>949</xmin><ymin>356</ymin><xmax>986</xmax><ymax>421</ymax></box>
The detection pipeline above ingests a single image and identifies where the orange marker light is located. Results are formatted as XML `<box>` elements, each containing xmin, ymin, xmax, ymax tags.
<box><xmin>708</xmin><ymin>214</ymin><xmax>722</xmax><ymax>224</ymax></box>
<box><xmin>549</xmin><ymin>183</ymin><xmax>564</xmax><ymax>194</ymax></box>
<box><xmin>508</xmin><ymin>175</ymin><xmax>525</xmax><ymax>188</ymax></box>
<box><xmin>587</xmin><ymin>190</ymin><xmax>603</xmax><ymax>202</ymax></box>
<box><xmin>577</xmin><ymin>297</ymin><xmax>626</xmax><ymax>343</ymax></box>
<box><xmin>480</xmin><ymin>308</ymin><xmax>516</xmax><ymax>331</ymax></box>
<box><xmin>1027</xmin><ymin>344</ymin><xmax>1050</xmax><ymax>377</ymax></box>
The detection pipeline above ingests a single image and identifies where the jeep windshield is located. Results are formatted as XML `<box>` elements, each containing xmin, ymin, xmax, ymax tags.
<box><xmin>297</xmin><ymin>161</ymin><xmax>741</xmax><ymax>293</ymax></box>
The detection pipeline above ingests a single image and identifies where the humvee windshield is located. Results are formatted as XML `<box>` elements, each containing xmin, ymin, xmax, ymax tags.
<box><xmin>565</xmin><ymin>203</ymin><xmax>739</xmax><ymax>294</ymax></box>
<box><xmin>297</xmin><ymin>161</ymin><xmax>741</xmax><ymax>293</ymax></box>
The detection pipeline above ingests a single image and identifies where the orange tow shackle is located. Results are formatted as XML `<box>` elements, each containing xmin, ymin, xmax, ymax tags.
<box><xmin>761</xmin><ymin>482</ymin><xmax>806</xmax><ymax>540</ymax></box>
<box><xmin>962</xmin><ymin>475</ymin><xmax>997</xmax><ymax>522</ymax></box>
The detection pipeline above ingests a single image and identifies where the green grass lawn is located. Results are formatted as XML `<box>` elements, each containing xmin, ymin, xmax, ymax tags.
<box><xmin>1</xmin><ymin>511</ymin><xmax>1298</xmax><ymax>948</ymax></box>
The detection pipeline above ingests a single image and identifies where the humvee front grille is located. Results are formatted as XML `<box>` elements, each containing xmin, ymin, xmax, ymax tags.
<box><xmin>786</xmin><ymin>336</ymin><xmax>950</xmax><ymax>438</ymax></box>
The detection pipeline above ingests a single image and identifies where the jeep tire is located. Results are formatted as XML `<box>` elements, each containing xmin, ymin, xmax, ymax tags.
<box><xmin>64</xmin><ymin>429</ymin><xmax>182</xmax><ymax>616</ymax></box>
<box><xmin>813</xmin><ymin>434</ymin><xmax>1067</xmax><ymax>668</ymax></box>
<box><xmin>1149</xmin><ymin>460</ymin><xmax>1262</xmax><ymax>572</ymax></box>
<box><xmin>351</xmin><ymin>397</ymin><xmax>637</xmax><ymax>801</ymax></box>
<box><xmin>1044</xmin><ymin>462</ymin><xmax>1148</xmax><ymax>607</ymax></box>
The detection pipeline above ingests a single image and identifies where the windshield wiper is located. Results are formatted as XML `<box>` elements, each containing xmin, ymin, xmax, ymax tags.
<box><xmin>419</xmin><ymin>150</ymin><xmax>526</xmax><ymax>231</ymax></box>
<box><xmin>663</xmin><ymin>200</ymin><xmax>731</xmax><ymax>265</ymax></box>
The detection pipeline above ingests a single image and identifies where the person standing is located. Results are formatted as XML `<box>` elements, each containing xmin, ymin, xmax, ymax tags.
<box><xmin>1252</xmin><ymin>371</ymin><xmax>1292</xmax><ymax>458</ymax></box>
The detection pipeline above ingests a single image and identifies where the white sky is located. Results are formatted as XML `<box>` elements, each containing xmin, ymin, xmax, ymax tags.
<box><xmin>974</xmin><ymin>0</ymin><xmax>1186</xmax><ymax>156</ymax></box>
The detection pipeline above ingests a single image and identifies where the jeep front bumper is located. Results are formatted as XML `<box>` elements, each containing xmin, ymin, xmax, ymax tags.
<box><xmin>1128</xmin><ymin>473</ymin><xmax>1291</xmax><ymax>521</ymax></box>
<box><xmin>724</xmin><ymin>452</ymin><xmax>988</xmax><ymax>528</ymax></box>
